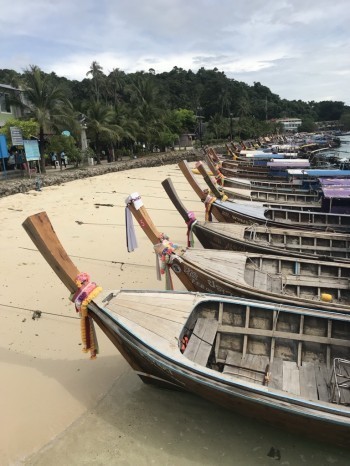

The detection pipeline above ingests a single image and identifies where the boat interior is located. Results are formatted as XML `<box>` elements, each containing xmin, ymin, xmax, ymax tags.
<box><xmin>265</xmin><ymin>208</ymin><xmax>350</xmax><ymax>228</ymax></box>
<box><xmin>181</xmin><ymin>299</ymin><xmax>350</xmax><ymax>405</ymax></box>
<box><xmin>248</xmin><ymin>190</ymin><xmax>319</xmax><ymax>203</ymax></box>
<box><xmin>242</xmin><ymin>226</ymin><xmax>350</xmax><ymax>259</ymax></box>
<box><xmin>243</xmin><ymin>255</ymin><xmax>350</xmax><ymax>303</ymax></box>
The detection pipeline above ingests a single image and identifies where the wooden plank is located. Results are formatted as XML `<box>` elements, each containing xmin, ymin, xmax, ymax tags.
<box><xmin>253</xmin><ymin>269</ymin><xmax>268</xmax><ymax>290</ymax></box>
<box><xmin>223</xmin><ymin>351</ymin><xmax>243</xmax><ymax>377</ymax></box>
<box><xmin>297</xmin><ymin>315</ymin><xmax>304</xmax><ymax>367</ymax></box>
<box><xmin>242</xmin><ymin>306</ymin><xmax>250</xmax><ymax>358</ymax></box>
<box><xmin>269</xmin><ymin>358</ymin><xmax>283</xmax><ymax>390</ymax></box>
<box><xmin>283</xmin><ymin>361</ymin><xmax>300</xmax><ymax>395</ymax></box>
<box><xmin>327</xmin><ymin>320</ymin><xmax>332</xmax><ymax>369</ymax></box>
<box><xmin>299</xmin><ymin>362</ymin><xmax>318</xmax><ymax>400</ymax></box>
<box><xmin>218</xmin><ymin>324</ymin><xmax>350</xmax><ymax>348</ymax></box>
<box><xmin>224</xmin><ymin>352</ymin><xmax>269</xmax><ymax>384</ymax></box>
<box><xmin>184</xmin><ymin>318</ymin><xmax>218</xmax><ymax>366</ymax></box>
<box><xmin>239</xmin><ymin>354</ymin><xmax>264</xmax><ymax>383</ymax></box>
<box><xmin>214</xmin><ymin>302</ymin><xmax>224</xmax><ymax>360</ymax></box>
<box><xmin>109</xmin><ymin>303</ymin><xmax>183</xmax><ymax>342</ymax></box>
<box><xmin>315</xmin><ymin>364</ymin><xmax>330</xmax><ymax>402</ymax></box>
<box><xmin>268</xmin><ymin>276</ymin><xmax>283</xmax><ymax>294</ymax></box>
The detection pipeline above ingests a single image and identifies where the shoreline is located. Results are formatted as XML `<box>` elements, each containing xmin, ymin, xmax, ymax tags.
<box><xmin>0</xmin><ymin>149</ymin><xmax>200</xmax><ymax>198</ymax></box>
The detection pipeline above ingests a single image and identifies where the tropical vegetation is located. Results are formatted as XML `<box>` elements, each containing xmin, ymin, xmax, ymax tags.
<box><xmin>1</xmin><ymin>64</ymin><xmax>349</xmax><ymax>169</ymax></box>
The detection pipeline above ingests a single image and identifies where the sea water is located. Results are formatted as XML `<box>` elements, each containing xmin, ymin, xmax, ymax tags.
<box><xmin>26</xmin><ymin>369</ymin><xmax>350</xmax><ymax>466</ymax></box>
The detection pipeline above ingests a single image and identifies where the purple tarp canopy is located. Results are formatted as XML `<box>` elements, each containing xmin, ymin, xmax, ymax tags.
<box><xmin>321</xmin><ymin>186</ymin><xmax>350</xmax><ymax>199</ymax></box>
<box><xmin>319</xmin><ymin>178</ymin><xmax>350</xmax><ymax>187</ymax></box>
<box><xmin>267</xmin><ymin>162</ymin><xmax>310</xmax><ymax>169</ymax></box>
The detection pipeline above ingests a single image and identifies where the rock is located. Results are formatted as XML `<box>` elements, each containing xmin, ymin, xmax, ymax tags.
<box><xmin>0</xmin><ymin>150</ymin><xmax>202</xmax><ymax>198</ymax></box>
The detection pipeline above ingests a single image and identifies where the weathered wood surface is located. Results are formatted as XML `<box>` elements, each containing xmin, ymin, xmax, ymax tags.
<box><xmin>184</xmin><ymin>318</ymin><xmax>218</xmax><ymax>366</ymax></box>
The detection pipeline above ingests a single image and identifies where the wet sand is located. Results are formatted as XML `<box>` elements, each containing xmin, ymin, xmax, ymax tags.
<box><xmin>1</xmin><ymin>164</ymin><xmax>349</xmax><ymax>465</ymax></box>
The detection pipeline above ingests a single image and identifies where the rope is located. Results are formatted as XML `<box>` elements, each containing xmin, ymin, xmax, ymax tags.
<box><xmin>71</xmin><ymin>272</ymin><xmax>103</xmax><ymax>359</ymax></box>
<box><xmin>153</xmin><ymin>234</ymin><xmax>179</xmax><ymax>290</ymax></box>
<box><xmin>186</xmin><ymin>211</ymin><xmax>197</xmax><ymax>247</ymax></box>
<box><xmin>0</xmin><ymin>303</ymin><xmax>80</xmax><ymax>320</ymax></box>
<box><xmin>215</xmin><ymin>172</ymin><xmax>225</xmax><ymax>186</ymax></box>
<box><xmin>204</xmin><ymin>195</ymin><xmax>217</xmax><ymax>221</ymax></box>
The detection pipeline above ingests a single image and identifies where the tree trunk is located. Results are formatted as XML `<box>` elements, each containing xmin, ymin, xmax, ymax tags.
<box><xmin>39</xmin><ymin>126</ymin><xmax>46</xmax><ymax>173</ymax></box>
<box><xmin>95</xmin><ymin>133</ymin><xmax>101</xmax><ymax>164</ymax></box>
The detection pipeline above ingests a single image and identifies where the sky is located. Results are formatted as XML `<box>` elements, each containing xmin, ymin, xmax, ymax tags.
<box><xmin>1</xmin><ymin>0</ymin><xmax>350</xmax><ymax>104</ymax></box>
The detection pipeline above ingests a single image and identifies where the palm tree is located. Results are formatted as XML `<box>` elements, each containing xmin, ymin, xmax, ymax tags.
<box><xmin>128</xmin><ymin>75</ymin><xmax>166</xmax><ymax>150</ymax></box>
<box><xmin>20</xmin><ymin>65</ymin><xmax>70</xmax><ymax>173</ymax></box>
<box><xmin>106</xmin><ymin>68</ymin><xmax>126</xmax><ymax>106</ymax></box>
<box><xmin>86</xmin><ymin>61</ymin><xmax>105</xmax><ymax>102</ymax></box>
<box><xmin>86</xmin><ymin>101</ymin><xmax>121</xmax><ymax>164</ymax></box>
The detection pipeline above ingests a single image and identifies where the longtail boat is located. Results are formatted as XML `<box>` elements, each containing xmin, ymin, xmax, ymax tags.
<box><xmin>195</xmin><ymin>161</ymin><xmax>321</xmax><ymax>205</ymax></box>
<box><xmin>162</xmin><ymin>177</ymin><xmax>350</xmax><ymax>263</ymax></box>
<box><xmin>205</xmin><ymin>152</ymin><xmax>314</xmax><ymax>193</ymax></box>
<box><xmin>179</xmin><ymin>160</ymin><xmax>350</xmax><ymax>232</ymax></box>
<box><xmin>126</xmin><ymin>194</ymin><xmax>350</xmax><ymax>313</ymax></box>
<box><xmin>22</xmin><ymin>213</ymin><xmax>350</xmax><ymax>448</ymax></box>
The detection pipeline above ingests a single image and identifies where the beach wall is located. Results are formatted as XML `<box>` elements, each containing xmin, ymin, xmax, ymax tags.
<box><xmin>0</xmin><ymin>148</ymin><xmax>201</xmax><ymax>198</ymax></box>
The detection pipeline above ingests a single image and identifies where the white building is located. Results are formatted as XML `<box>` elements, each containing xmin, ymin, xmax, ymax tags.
<box><xmin>276</xmin><ymin>118</ymin><xmax>302</xmax><ymax>133</ymax></box>
<box><xmin>0</xmin><ymin>83</ymin><xmax>23</xmax><ymax>127</ymax></box>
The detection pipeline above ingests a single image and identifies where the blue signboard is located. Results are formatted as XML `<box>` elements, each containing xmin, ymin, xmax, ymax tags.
<box><xmin>0</xmin><ymin>135</ymin><xmax>8</xmax><ymax>159</ymax></box>
<box><xmin>23</xmin><ymin>140</ymin><xmax>41</xmax><ymax>161</ymax></box>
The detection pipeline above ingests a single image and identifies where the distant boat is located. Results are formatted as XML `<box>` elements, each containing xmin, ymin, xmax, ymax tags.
<box><xmin>179</xmin><ymin>160</ymin><xmax>350</xmax><ymax>232</ymax></box>
<box><xmin>162</xmin><ymin>177</ymin><xmax>350</xmax><ymax>263</ymax></box>
<box><xmin>195</xmin><ymin>160</ymin><xmax>321</xmax><ymax>205</ymax></box>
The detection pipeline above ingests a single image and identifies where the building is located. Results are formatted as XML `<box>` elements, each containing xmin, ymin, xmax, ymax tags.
<box><xmin>275</xmin><ymin>118</ymin><xmax>302</xmax><ymax>133</ymax></box>
<box><xmin>0</xmin><ymin>84</ymin><xmax>23</xmax><ymax>127</ymax></box>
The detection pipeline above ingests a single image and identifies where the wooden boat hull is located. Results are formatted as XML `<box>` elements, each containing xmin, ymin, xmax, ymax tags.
<box><xmin>21</xmin><ymin>212</ymin><xmax>350</xmax><ymax>449</ymax></box>
<box><xmin>192</xmin><ymin>222</ymin><xmax>350</xmax><ymax>262</ymax></box>
<box><xmin>220</xmin><ymin>166</ymin><xmax>286</xmax><ymax>180</ymax></box>
<box><xmin>210</xmin><ymin>201</ymin><xmax>350</xmax><ymax>233</ymax></box>
<box><xmin>223</xmin><ymin>186</ymin><xmax>320</xmax><ymax>204</ymax></box>
<box><xmin>89</xmin><ymin>295</ymin><xmax>350</xmax><ymax>449</ymax></box>
<box><xmin>168</xmin><ymin>251</ymin><xmax>350</xmax><ymax>313</ymax></box>
<box><xmin>161</xmin><ymin>177</ymin><xmax>350</xmax><ymax>262</ymax></box>
<box><xmin>221</xmin><ymin>177</ymin><xmax>306</xmax><ymax>192</ymax></box>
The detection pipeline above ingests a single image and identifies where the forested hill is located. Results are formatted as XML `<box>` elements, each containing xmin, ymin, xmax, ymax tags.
<box><xmin>0</xmin><ymin>65</ymin><xmax>348</xmax><ymax>124</ymax></box>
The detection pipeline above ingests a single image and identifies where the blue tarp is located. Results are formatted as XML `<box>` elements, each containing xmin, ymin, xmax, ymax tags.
<box><xmin>0</xmin><ymin>135</ymin><xmax>8</xmax><ymax>159</ymax></box>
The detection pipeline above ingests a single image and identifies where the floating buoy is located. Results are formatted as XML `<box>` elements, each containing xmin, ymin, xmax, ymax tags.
<box><xmin>321</xmin><ymin>293</ymin><xmax>333</xmax><ymax>302</ymax></box>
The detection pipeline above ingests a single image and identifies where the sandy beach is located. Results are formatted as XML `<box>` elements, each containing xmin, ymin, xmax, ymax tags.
<box><xmin>1</xmin><ymin>163</ymin><xmax>349</xmax><ymax>465</ymax></box>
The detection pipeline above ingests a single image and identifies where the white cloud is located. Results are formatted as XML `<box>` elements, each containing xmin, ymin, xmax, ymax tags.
<box><xmin>1</xmin><ymin>0</ymin><xmax>350</xmax><ymax>104</ymax></box>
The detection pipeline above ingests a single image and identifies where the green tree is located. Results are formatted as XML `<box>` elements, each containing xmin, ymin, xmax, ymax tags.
<box><xmin>128</xmin><ymin>74</ymin><xmax>166</xmax><ymax>150</ymax></box>
<box><xmin>299</xmin><ymin>117</ymin><xmax>316</xmax><ymax>133</ymax></box>
<box><xmin>340</xmin><ymin>112</ymin><xmax>350</xmax><ymax>131</ymax></box>
<box><xmin>17</xmin><ymin>65</ymin><xmax>70</xmax><ymax>172</ymax></box>
<box><xmin>207</xmin><ymin>113</ymin><xmax>228</xmax><ymax>140</ymax></box>
<box><xmin>49</xmin><ymin>134</ymin><xmax>85</xmax><ymax>168</ymax></box>
<box><xmin>86</xmin><ymin>61</ymin><xmax>106</xmax><ymax>103</ymax></box>
<box><xmin>0</xmin><ymin>118</ymin><xmax>39</xmax><ymax>141</ymax></box>
<box><xmin>86</xmin><ymin>101</ymin><xmax>120</xmax><ymax>164</ymax></box>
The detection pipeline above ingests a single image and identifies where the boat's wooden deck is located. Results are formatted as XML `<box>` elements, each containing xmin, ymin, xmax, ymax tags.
<box><xmin>184</xmin><ymin>249</ymin><xmax>249</xmax><ymax>285</ymax></box>
<box><xmin>95</xmin><ymin>291</ymin><xmax>198</xmax><ymax>348</ymax></box>
<box><xmin>223</xmin><ymin>351</ymin><xmax>333</xmax><ymax>402</ymax></box>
